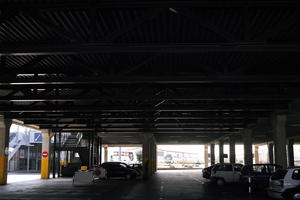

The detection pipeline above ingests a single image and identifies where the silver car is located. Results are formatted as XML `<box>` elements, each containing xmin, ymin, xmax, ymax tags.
<box><xmin>268</xmin><ymin>167</ymin><xmax>300</xmax><ymax>199</ymax></box>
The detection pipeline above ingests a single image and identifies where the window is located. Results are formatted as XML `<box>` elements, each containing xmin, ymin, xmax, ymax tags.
<box><xmin>234</xmin><ymin>165</ymin><xmax>242</xmax><ymax>172</ymax></box>
<box><xmin>271</xmin><ymin>169</ymin><xmax>287</xmax><ymax>180</ymax></box>
<box><xmin>253</xmin><ymin>165</ymin><xmax>268</xmax><ymax>174</ymax></box>
<box><xmin>120</xmin><ymin>163</ymin><xmax>127</xmax><ymax>168</ymax></box>
<box><xmin>217</xmin><ymin>164</ymin><xmax>233</xmax><ymax>172</ymax></box>
<box><xmin>292</xmin><ymin>169</ymin><xmax>300</xmax><ymax>180</ymax></box>
<box><xmin>268</xmin><ymin>165</ymin><xmax>278</xmax><ymax>174</ymax></box>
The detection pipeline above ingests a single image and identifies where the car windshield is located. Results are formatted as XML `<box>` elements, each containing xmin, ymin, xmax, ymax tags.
<box><xmin>120</xmin><ymin>163</ymin><xmax>128</xmax><ymax>168</ymax></box>
<box><xmin>252</xmin><ymin>165</ymin><xmax>268</xmax><ymax>174</ymax></box>
<box><xmin>234</xmin><ymin>164</ymin><xmax>242</xmax><ymax>171</ymax></box>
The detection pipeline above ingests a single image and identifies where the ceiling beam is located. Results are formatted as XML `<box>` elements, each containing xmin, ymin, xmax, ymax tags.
<box><xmin>0</xmin><ymin>93</ymin><xmax>298</xmax><ymax>101</ymax></box>
<box><xmin>2</xmin><ymin>75</ymin><xmax>300</xmax><ymax>85</ymax></box>
<box><xmin>0</xmin><ymin>105</ymin><xmax>275</xmax><ymax>112</ymax></box>
<box><xmin>2</xmin><ymin>1</ymin><xmax>300</xmax><ymax>10</ymax></box>
<box><xmin>2</xmin><ymin>43</ymin><xmax>300</xmax><ymax>56</ymax></box>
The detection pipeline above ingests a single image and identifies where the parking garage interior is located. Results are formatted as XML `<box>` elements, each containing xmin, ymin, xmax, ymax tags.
<box><xmin>1</xmin><ymin>0</ymin><xmax>300</xmax><ymax>199</ymax></box>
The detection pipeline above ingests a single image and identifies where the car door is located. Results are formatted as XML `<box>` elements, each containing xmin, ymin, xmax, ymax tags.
<box><xmin>233</xmin><ymin>164</ymin><xmax>242</xmax><ymax>182</ymax></box>
<box><xmin>118</xmin><ymin>164</ymin><xmax>128</xmax><ymax>177</ymax></box>
<box><xmin>215</xmin><ymin>164</ymin><xmax>234</xmax><ymax>182</ymax></box>
<box><xmin>110</xmin><ymin>164</ymin><xmax>121</xmax><ymax>177</ymax></box>
<box><xmin>286</xmin><ymin>169</ymin><xmax>300</xmax><ymax>189</ymax></box>
<box><xmin>105</xmin><ymin>164</ymin><xmax>114</xmax><ymax>177</ymax></box>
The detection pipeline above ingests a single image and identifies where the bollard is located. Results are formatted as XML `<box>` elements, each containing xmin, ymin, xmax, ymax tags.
<box><xmin>248</xmin><ymin>176</ymin><xmax>251</xmax><ymax>194</ymax></box>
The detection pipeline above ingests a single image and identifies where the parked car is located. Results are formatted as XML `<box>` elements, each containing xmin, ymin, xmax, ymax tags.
<box><xmin>240</xmin><ymin>164</ymin><xmax>282</xmax><ymax>188</ymax></box>
<box><xmin>100</xmin><ymin>162</ymin><xmax>139</xmax><ymax>179</ymax></box>
<box><xmin>267</xmin><ymin>167</ymin><xmax>300</xmax><ymax>199</ymax></box>
<box><xmin>210</xmin><ymin>163</ymin><xmax>243</xmax><ymax>186</ymax></box>
<box><xmin>202</xmin><ymin>165</ymin><xmax>215</xmax><ymax>179</ymax></box>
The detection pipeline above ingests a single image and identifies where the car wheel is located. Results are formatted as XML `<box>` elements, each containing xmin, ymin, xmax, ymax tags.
<box><xmin>293</xmin><ymin>192</ymin><xmax>300</xmax><ymax>200</ymax></box>
<box><xmin>216</xmin><ymin>179</ymin><xmax>225</xmax><ymax>186</ymax></box>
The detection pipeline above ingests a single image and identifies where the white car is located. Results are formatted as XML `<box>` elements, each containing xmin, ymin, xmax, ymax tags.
<box><xmin>210</xmin><ymin>163</ymin><xmax>243</xmax><ymax>186</ymax></box>
<box><xmin>267</xmin><ymin>167</ymin><xmax>300</xmax><ymax>199</ymax></box>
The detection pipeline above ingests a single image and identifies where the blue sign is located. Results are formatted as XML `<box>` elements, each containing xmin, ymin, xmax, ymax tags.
<box><xmin>33</xmin><ymin>132</ymin><xmax>42</xmax><ymax>143</ymax></box>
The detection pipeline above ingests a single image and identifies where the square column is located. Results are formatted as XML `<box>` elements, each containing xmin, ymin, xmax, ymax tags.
<box><xmin>254</xmin><ymin>146</ymin><xmax>259</xmax><ymax>164</ymax></box>
<box><xmin>142</xmin><ymin>133</ymin><xmax>154</xmax><ymax>179</ymax></box>
<box><xmin>210</xmin><ymin>144</ymin><xmax>215</xmax><ymax>165</ymax></box>
<box><xmin>41</xmin><ymin>129</ymin><xmax>51</xmax><ymax>179</ymax></box>
<box><xmin>204</xmin><ymin>145</ymin><xmax>209</xmax><ymax>167</ymax></box>
<box><xmin>219</xmin><ymin>140</ymin><xmax>224</xmax><ymax>164</ymax></box>
<box><xmin>104</xmin><ymin>145</ymin><xmax>108</xmax><ymax>162</ymax></box>
<box><xmin>154</xmin><ymin>143</ymin><xmax>157</xmax><ymax>172</ymax></box>
<box><xmin>288</xmin><ymin>139</ymin><xmax>294</xmax><ymax>167</ymax></box>
<box><xmin>268</xmin><ymin>143</ymin><xmax>274</xmax><ymax>164</ymax></box>
<box><xmin>0</xmin><ymin>115</ymin><xmax>12</xmax><ymax>185</ymax></box>
<box><xmin>272</xmin><ymin>113</ymin><xmax>287</xmax><ymax>169</ymax></box>
<box><xmin>229</xmin><ymin>136</ymin><xmax>236</xmax><ymax>163</ymax></box>
<box><xmin>243</xmin><ymin>129</ymin><xmax>253</xmax><ymax>165</ymax></box>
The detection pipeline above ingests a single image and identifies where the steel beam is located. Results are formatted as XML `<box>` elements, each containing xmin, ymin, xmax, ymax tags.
<box><xmin>2</xmin><ymin>43</ymin><xmax>300</xmax><ymax>56</ymax></box>
<box><xmin>2</xmin><ymin>75</ymin><xmax>300</xmax><ymax>85</ymax></box>
<box><xmin>1</xmin><ymin>1</ymin><xmax>300</xmax><ymax>10</ymax></box>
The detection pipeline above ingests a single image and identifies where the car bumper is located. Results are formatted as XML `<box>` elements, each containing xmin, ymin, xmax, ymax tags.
<box><xmin>267</xmin><ymin>189</ymin><xmax>283</xmax><ymax>199</ymax></box>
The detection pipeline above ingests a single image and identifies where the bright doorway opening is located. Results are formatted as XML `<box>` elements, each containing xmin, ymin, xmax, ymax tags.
<box><xmin>157</xmin><ymin>145</ymin><xmax>203</xmax><ymax>169</ymax></box>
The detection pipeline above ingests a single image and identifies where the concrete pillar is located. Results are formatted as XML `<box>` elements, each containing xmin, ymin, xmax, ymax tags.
<box><xmin>152</xmin><ymin>139</ymin><xmax>156</xmax><ymax>174</ymax></box>
<box><xmin>288</xmin><ymin>139</ymin><xmax>294</xmax><ymax>167</ymax></box>
<box><xmin>219</xmin><ymin>140</ymin><xmax>224</xmax><ymax>164</ymax></box>
<box><xmin>210</xmin><ymin>144</ymin><xmax>215</xmax><ymax>165</ymax></box>
<box><xmin>268</xmin><ymin>143</ymin><xmax>274</xmax><ymax>164</ymax></box>
<box><xmin>254</xmin><ymin>146</ymin><xmax>259</xmax><ymax>164</ymax></box>
<box><xmin>142</xmin><ymin>133</ymin><xmax>155</xmax><ymax>179</ymax></box>
<box><xmin>229</xmin><ymin>136</ymin><xmax>236</xmax><ymax>163</ymax></box>
<box><xmin>0</xmin><ymin>115</ymin><xmax>11</xmax><ymax>185</ymax></box>
<box><xmin>272</xmin><ymin>113</ymin><xmax>287</xmax><ymax>169</ymax></box>
<box><xmin>104</xmin><ymin>145</ymin><xmax>108</xmax><ymax>162</ymax></box>
<box><xmin>204</xmin><ymin>145</ymin><xmax>209</xmax><ymax>167</ymax></box>
<box><xmin>154</xmin><ymin>143</ymin><xmax>157</xmax><ymax>172</ymax></box>
<box><xmin>243</xmin><ymin>129</ymin><xmax>253</xmax><ymax>165</ymax></box>
<box><xmin>149</xmin><ymin>139</ymin><xmax>153</xmax><ymax>175</ymax></box>
<box><xmin>41</xmin><ymin>129</ymin><xmax>50</xmax><ymax>179</ymax></box>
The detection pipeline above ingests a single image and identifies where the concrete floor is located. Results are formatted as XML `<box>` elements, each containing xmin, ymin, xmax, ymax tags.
<box><xmin>0</xmin><ymin>170</ymin><xmax>270</xmax><ymax>200</ymax></box>
<box><xmin>7</xmin><ymin>173</ymin><xmax>40</xmax><ymax>184</ymax></box>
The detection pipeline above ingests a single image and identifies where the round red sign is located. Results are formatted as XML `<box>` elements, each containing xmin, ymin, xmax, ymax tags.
<box><xmin>42</xmin><ymin>152</ymin><xmax>48</xmax><ymax>158</ymax></box>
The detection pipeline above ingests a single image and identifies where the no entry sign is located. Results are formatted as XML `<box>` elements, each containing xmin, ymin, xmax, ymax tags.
<box><xmin>42</xmin><ymin>152</ymin><xmax>48</xmax><ymax>158</ymax></box>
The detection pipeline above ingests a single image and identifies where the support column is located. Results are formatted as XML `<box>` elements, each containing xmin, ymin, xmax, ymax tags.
<box><xmin>268</xmin><ymin>143</ymin><xmax>274</xmax><ymax>164</ymax></box>
<box><xmin>52</xmin><ymin>132</ymin><xmax>57</xmax><ymax>178</ymax></box>
<box><xmin>229</xmin><ymin>136</ymin><xmax>236</xmax><ymax>163</ymax></box>
<box><xmin>244</xmin><ymin>129</ymin><xmax>253</xmax><ymax>165</ymax></box>
<box><xmin>41</xmin><ymin>129</ymin><xmax>50</xmax><ymax>179</ymax></box>
<box><xmin>104</xmin><ymin>145</ymin><xmax>108</xmax><ymax>162</ymax></box>
<box><xmin>57</xmin><ymin>132</ymin><xmax>61</xmax><ymax>177</ymax></box>
<box><xmin>142</xmin><ymin>133</ymin><xmax>153</xmax><ymax>179</ymax></box>
<box><xmin>273</xmin><ymin>113</ymin><xmax>287</xmax><ymax>169</ymax></box>
<box><xmin>219</xmin><ymin>140</ymin><xmax>224</xmax><ymax>164</ymax></box>
<box><xmin>150</xmin><ymin>139</ymin><xmax>154</xmax><ymax>175</ymax></box>
<box><xmin>255</xmin><ymin>146</ymin><xmax>259</xmax><ymax>164</ymax></box>
<box><xmin>91</xmin><ymin>135</ymin><xmax>95</xmax><ymax>167</ymax></box>
<box><xmin>288</xmin><ymin>139</ymin><xmax>294</xmax><ymax>167</ymax></box>
<box><xmin>154</xmin><ymin>143</ymin><xmax>157</xmax><ymax>172</ymax></box>
<box><xmin>204</xmin><ymin>145</ymin><xmax>209</xmax><ymax>167</ymax></box>
<box><xmin>99</xmin><ymin>137</ymin><xmax>102</xmax><ymax>165</ymax></box>
<box><xmin>0</xmin><ymin>115</ymin><xmax>12</xmax><ymax>185</ymax></box>
<box><xmin>210</xmin><ymin>144</ymin><xmax>215</xmax><ymax>165</ymax></box>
